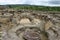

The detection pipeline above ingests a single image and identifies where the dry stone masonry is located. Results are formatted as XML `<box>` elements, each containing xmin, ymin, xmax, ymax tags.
<box><xmin>0</xmin><ymin>9</ymin><xmax>60</xmax><ymax>40</ymax></box>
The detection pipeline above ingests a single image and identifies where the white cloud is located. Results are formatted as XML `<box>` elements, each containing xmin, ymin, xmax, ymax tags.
<box><xmin>0</xmin><ymin>0</ymin><xmax>60</xmax><ymax>6</ymax></box>
<box><xmin>0</xmin><ymin>0</ymin><xmax>26</xmax><ymax>4</ymax></box>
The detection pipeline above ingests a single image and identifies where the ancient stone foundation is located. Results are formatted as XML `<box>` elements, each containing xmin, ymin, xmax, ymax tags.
<box><xmin>0</xmin><ymin>9</ymin><xmax>60</xmax><ymax>40</ymax></box>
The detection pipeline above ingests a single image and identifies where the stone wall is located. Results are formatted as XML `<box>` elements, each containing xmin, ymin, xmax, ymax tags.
<box><xmin>0</xmin><ymin>9</ymin><xmax>60</xmax><ymax>40</ymax></box>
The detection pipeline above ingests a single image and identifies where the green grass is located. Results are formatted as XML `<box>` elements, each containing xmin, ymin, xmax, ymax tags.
<box><xmin>7</xmin><ymin>5</ymin><xmax>60</xmax><ymax>11</ymax></box>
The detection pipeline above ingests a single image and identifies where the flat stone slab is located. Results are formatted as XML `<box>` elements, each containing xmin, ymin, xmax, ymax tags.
<box><xmin>20</xmin><ymin>18</ymin><xmax>31</xmax><ymax>24</ymax></box>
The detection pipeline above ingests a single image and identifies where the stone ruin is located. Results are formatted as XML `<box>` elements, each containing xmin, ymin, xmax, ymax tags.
<box><xmin>0</xmin><ymin>9</ymin><xmax>60</xmax><ymax>40</ymax></box>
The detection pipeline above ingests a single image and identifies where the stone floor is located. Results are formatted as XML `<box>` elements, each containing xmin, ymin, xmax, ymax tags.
<box><xmin>0</xmin><ymin>9</ymin><xmax>60</xmax><ymax>40</ymax></box>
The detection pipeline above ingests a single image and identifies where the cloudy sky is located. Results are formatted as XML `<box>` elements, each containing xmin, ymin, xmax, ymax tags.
<box><xmin>0</xmin><ymin>0</ymin><xmax>60</xmax><ymax>6</ymax></box>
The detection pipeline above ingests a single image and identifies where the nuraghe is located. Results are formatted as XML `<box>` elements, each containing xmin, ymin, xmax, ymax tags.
<box><xmin>1</xmin><ymin>9</ymin><xmax>60</xmax><ymax>40</ymax></box>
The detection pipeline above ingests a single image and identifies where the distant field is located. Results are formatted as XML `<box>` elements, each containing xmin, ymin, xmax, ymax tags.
<box><xmin>0</xmin><ymin>5</ymin><xmax>60</xmax><ymax>11</ymax></box>
<box><xmin>7</xmin><ymin>5</ymin><xmax>60</xmax><ymax>11</ymax></box>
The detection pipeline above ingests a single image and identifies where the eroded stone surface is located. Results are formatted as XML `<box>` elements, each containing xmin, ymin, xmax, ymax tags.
<box><xmin>45</xmin><ymin>20</ymin><xmax>53</xmax><ymax>30</ymax></box>
<box><xmin>32</xmin><ymin>18</ymin><xmax>41</xmax><ymax>24</ymax></box>
<box><xmin>23</xmin><ymin>29</ymin><xmax>40</xmax><ymax>40</ymax></box>
<box><xmin>20</xmin><ymin>18</ymin><xmax>31</xmax><ymax>24</ymax></box>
